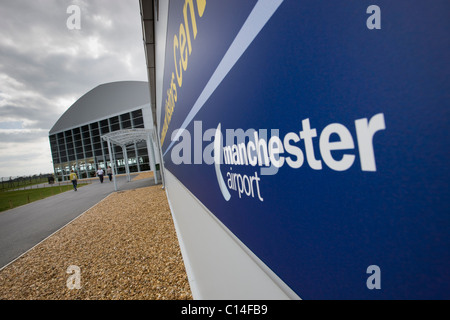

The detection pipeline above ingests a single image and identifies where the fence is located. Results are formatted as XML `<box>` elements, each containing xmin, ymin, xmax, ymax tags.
<box><xmin>0</xmin><ymin>174</ymin><xmax>54</xmax><ymax>191</ymax></box>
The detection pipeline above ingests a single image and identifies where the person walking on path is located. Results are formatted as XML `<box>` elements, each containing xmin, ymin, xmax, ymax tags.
<box><xmin>69</xmin><ymin>170</ymin><xmax>78</xmax><ymax>191</ymax></box>
<box><xmin>106</xmin><ymin>166</ymin><xmax>113</xmax><ymax>182</ymax></box>
<box><xmin>96</xmin><ymin>168</ymin><xmax>104</xmax><ymax>183</ymax></box>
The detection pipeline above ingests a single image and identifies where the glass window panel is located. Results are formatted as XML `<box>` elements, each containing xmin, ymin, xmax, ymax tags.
<box><xmin>101</xmin><ymin>126</ymin><xmax>110</xmax><ymax>134</ymax></box>
<box><xmin>133</xmin><ymin>117</ymin><xmax>144</xmax><ymax>127</ymax></box>
<box><xmin>131</xmin><ymin>109</ymin><xmax>142</xmax><ymax>118</ymax></box>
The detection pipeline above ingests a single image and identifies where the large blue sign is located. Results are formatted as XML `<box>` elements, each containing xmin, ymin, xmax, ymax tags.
<box><xmin>159</xmin><ymin>0</ymin><xmax>449</xmax><ymax>299</ymax></box>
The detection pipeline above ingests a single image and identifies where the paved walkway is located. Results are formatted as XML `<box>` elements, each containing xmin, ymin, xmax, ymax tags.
<box><xmin>0</xmin><ymin>174</ymin><xmax>158</xmax><ymax>269</ymax></box>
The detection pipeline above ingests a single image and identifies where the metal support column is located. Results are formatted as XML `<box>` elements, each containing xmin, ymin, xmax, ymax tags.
<box><xmin>122</xmin><ymin>144</ymin><xmax>131</xmax><ymax>182</ymax></box>
<box><xmin>147</xmin><ymin>131</ymin><xmax>158</xmax><ymax>184</ymax></box>
<box><xmin>106</xmin><ymin>137</ymin><xmax>118</xmax><ymax>191</ymax></box>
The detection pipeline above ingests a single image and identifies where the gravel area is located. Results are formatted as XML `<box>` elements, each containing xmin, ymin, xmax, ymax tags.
<box><xmin>0</xmin><ymin>177</ymin><xmax>192</xmax><ymax>300</ymax></box>
<box><xmin>132</xmin><ymin>171</ymin><xmax>154</xmax><ymax>181</ymax></box>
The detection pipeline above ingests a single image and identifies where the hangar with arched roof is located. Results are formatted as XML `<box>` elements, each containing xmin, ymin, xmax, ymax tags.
<box><xmin>49</xmin><ymin>81</ymin><xmax>158</xmax><ymax>180</ymax></box>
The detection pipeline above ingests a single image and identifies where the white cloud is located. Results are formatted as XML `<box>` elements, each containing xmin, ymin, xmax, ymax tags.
<box><xmin>0</xmin><ymin>130</ymin><xmax>53</xmax><ymax>177</ymax></box>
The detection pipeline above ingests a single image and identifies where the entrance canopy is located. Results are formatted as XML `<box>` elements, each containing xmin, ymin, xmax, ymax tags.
<box><xmin>102</xmin><ymin>128</ymin><xmax>158</xmax><ymax>190</ymax></box>
<box><xmin>102</xmin><ymin>128</ymin><xmax>152</xmax><ymax>147</ymax></box>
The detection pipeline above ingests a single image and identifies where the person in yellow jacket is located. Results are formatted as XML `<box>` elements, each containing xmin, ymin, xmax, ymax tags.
<box><xmin>69</xmin><ymin>170</ymin><xmax>78</xmax><ymax>191</ymax></box>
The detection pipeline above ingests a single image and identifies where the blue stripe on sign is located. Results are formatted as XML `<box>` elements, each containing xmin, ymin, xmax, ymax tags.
<box><xmin>163</xmin><ymin>0</ymin><xmax>284</xmax><ymax>156</ymax></box>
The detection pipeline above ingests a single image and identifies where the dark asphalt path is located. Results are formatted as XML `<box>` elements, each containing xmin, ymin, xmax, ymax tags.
<box><xmin>0</xmin><ymin>175</ymin><xmax>157</xmax><ymax>269</ymax></box>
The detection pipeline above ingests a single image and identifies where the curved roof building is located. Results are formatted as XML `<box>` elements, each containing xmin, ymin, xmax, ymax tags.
<box><xmin>49</xmin><ymin>81</ymin><xmax>155</xmax><ymax>180</ymax></box>
<box><xmin>50</xmin><ymin>81</ymin><xmax>150</xmax><ymax>134</ymax></box>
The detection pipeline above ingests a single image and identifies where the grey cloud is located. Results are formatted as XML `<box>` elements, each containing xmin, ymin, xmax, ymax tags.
<box><xmin>0</xmin><ymin>103</ymin><xmax>61</xmax><ymax>129</ymax></box>
<box><xmin>0</xmin><ymin>129</ymin><xmax>48</xmax><ymax>144</ymax></box>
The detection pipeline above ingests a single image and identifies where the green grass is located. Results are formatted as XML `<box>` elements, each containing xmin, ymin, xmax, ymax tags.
<box><xmin>0</xmin><ymin>184</ymin><xmax>87</xmax><ymax>212</ymax></box>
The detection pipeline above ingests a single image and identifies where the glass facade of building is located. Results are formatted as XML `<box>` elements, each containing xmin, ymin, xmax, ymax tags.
<box><xmin>49</xmin><ymin>108</ymin><xmax>150</xmax><ymax>181</ymax></box>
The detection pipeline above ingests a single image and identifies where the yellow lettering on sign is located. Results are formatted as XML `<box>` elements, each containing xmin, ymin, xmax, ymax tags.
<box><xmin>180</xmin><ymin>24</ymin><xmax>188</xmax><ymax>72</ymax></box>
<box><xmin>161</xmin><ymin>0</ymin><xmax>207</xmax><ymax>145</ymax></box>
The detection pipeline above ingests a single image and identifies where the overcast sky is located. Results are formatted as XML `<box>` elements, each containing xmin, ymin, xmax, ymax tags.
<box><xmin>0</xmin><ymin>0</ymin><xmax>148</xmax><ymax>178</ymax></box>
